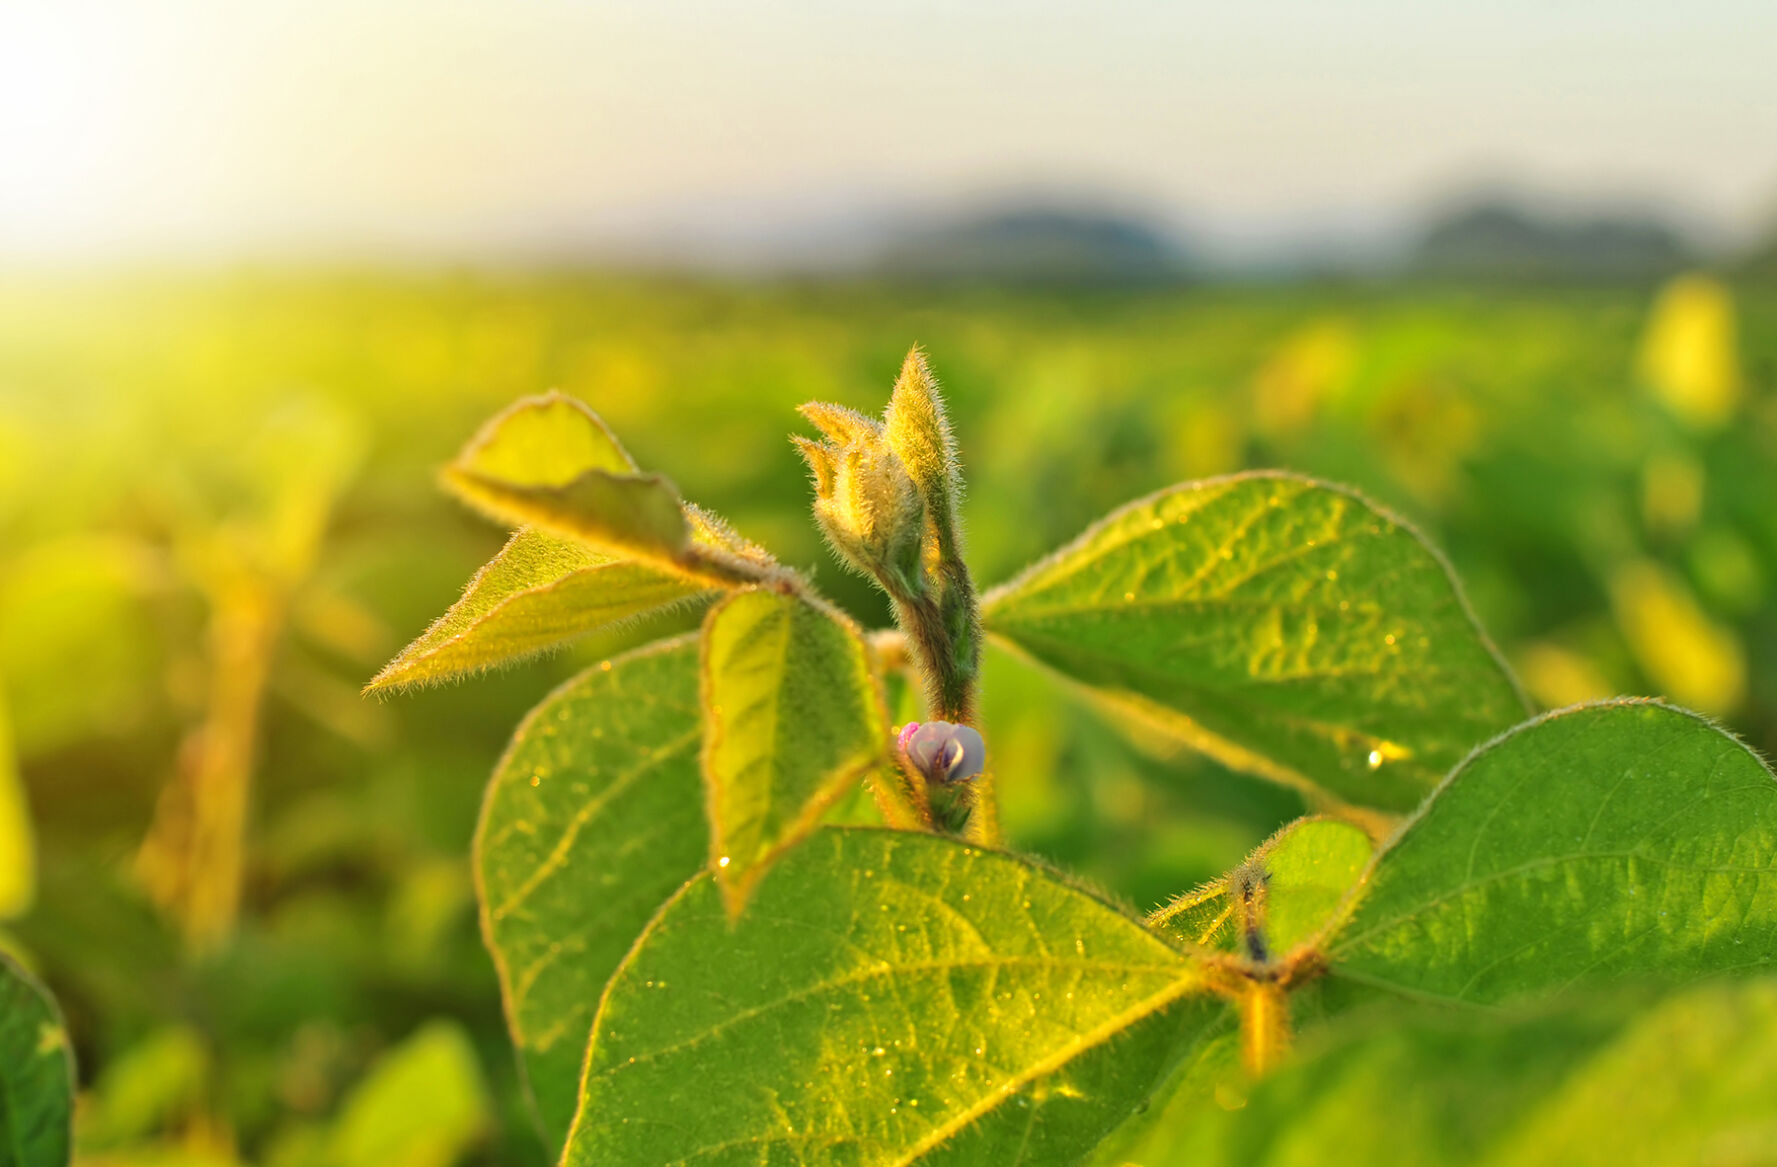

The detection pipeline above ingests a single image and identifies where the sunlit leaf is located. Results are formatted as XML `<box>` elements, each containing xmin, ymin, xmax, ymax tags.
<box><xmin>475</xmin><ymin>636</ymin><xmax>707</xmax><ymax>1150</ymax></box>
<box><xmin>562</xmin><ymin>828</ymin><xmax>1227</xmax><ymax>1167</ymax></box>
<box><xmin>364</xmin><ymin>529</ymin><xmax>706</xmax><ymax>692</ymax></box>
<box><xmin>700</xmin><ymin>590</ymin><xmax>889</xmax><ymax>913</ymax></box>
<box><xmin>327</xmin><ymin>1020</ymin><xmax>490</xmax><ymax>1167</ymax></box>
<box><xmin>450</xmin><ymin>391</ymin><xmax>639</xmax><ymax>484</ymax></box>
<box><xmin>0</xmin><ymin>951</ymin><xmax>73</xmax><ymax>1167</ymax></box>
<box><xmin>1332</xmin><ymin>700</ymin><xmax>1777</xmax><ymax>1004</ymax></box>
<box><xmin>444</xmin><ymin>465</ymin><xmax>691</xmax><ymax>565</ymax></box>
<box><xmin>1151</xmin><ymin>816</ymin><xmax>1372</xmax><ymax>958</ymax></box>
<box><xmin>982</xmin><ymin>472</ymin><xmax>1528</xmax><ymax>810</ymax></box>
<box><xmin>1119</xmin><ymin>978</ymin><xmax>1777</xmax><ymax>1166</ymax></box>
<box><xmin>441</xmin><ymin>390</ymin><xmax>689</xmax><ymax>561</ymax></box>
<box><xmin>439</xmin><ymin>392</ymin><xmax>775</xmax><ymax>586</ymax></box>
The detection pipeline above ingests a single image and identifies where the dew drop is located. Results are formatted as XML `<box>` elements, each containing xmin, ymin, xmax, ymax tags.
<box><xmin>717</xmin><ymin>856</ymin><xmax>731</xmax><ymax>868</ymax></box>
<box><xmin>1367</xmin><ymin>750</ymin><xmax>1384</xmax><ymax>770</ymax></box>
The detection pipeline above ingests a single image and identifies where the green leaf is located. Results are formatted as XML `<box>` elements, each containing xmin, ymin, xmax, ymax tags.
<box><xmin>1332</xmin><ymin>699</ymin><xmax>1777</xmax><ymax>1005</ymax></box>
<box><xmin>700</xmin><ymin>591</ymin><xmax>889</xmax><ymax>913</ymax></box>
<box><xmin>445</xmin><ymin>464</ymin><xmax>692</xmax><ymax>565</ymax></box>
<box><xmin>475</xmin><ymin>636</ymin><xmax>708</xmax><ymax>1151</ymax></box>
<box><xmin>450</xmin><ymin>391</ymin><xmax>639</xmax><ymax>483</ymax></box>
<box><xmin>1117</xmin><ymin>978</ymin><xmax>1777</xmax><ymax>1166</ymax></box>
<box><xmin>1151</xmin><ymin>817</ymin><xmax>1372</xmax><ymax>958</ymax></box>
<box><xmin>562</xmin><ymin>828</ymin><xmax>1226</xmax><ymax>1167</ymax></box>
<box><xmin>441</xmin><ymin>389</ymin><xmax>690</xmax><ymax>563</ymax></box>
<box><xmin>0</xmin><ymin>951</ymin><xmax>73</xmax><ymax>1167</ymax></box>
<box><xmin>440</xmin><ymin>393</ymin><xmax>777</xmax><ymax>589</ymax></box>
<box><xmin>982</xmin><ymin>473</ymin><xmax>1527</xmax><ymax>810</ymax></box>
<box><xmin>327</xmin><ymin>1020</ymin><xmax>490</xmax><ymax>1167</ymax></box>
<box><xmin>364</xmin><ymin>528</ymin><xmax>708</xmax><ymax>691</ymax></box>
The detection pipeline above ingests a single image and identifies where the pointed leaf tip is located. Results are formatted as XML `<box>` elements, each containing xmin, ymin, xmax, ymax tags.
<box><xmin>453</xmin><ymin>392</ymin><xmax>637</xmax><ymax>488</ymax></box>
<box><xmin>796</xmin><ymin>401</ymin><xmax>881</xmax><ymax>447</ymax></box>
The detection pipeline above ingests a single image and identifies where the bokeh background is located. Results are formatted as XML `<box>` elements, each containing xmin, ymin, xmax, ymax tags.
<box><xmin>3</xmin><ymin>3</ymin><xmax>1776</xmax><ymax>1164</ymax></box>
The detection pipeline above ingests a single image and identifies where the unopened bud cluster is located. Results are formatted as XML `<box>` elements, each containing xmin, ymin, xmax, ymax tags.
<box><xmin>792</xmin><ymin>404</ymin><xmax>924</xmax><ymax>591</ymax></box>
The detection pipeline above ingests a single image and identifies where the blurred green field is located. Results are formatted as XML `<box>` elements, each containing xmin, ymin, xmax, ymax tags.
<box><xmin>1</xmin><ymin>269</ymin><xmax>1774</xmax><ymax>1165</ymax></box>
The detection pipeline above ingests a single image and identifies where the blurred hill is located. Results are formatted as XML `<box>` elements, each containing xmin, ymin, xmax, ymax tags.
<box><xmin>871</xmin><ymin>205</ymin><xmax>1190</xmax><ymax>286</ymax></box>
<box><xmin>1738</xmin><ymin>219</ymin><xmax>1777</xmax><ymax>281</ymax></box>
<box><xmin>1409</xmin><ymin>199</ymin><xmax>1695</xmax><ymax>282</ymax></box>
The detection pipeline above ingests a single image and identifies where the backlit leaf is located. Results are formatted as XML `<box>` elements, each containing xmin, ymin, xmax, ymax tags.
<box><xmin>450</xmin><ymin>391</ymin><xmax>639</xmax><ymax>483</ymax></box>
<box><xmin>562</xmin><ymin>828</ymin><xmax>1226</xmax><ymax>1167</ymax></box>
<box><xmin>1151</xmin><ymin>816</ymin><xmax>1372</xmax><ymax>958</ymax></box>
<box><xmin>1332</xmin><ymin>700</ymin><xmax>1777</xmax><ymax>1004</ymax></box>
<box><xmin>444</xmin><ymin>465</ymin><xmax>691</xmax><ymax>565</ymax></box>
<box><xmin>441</xmin><ymin>389</ymin><xmax>689</xmax><ymax>563</ymax></box>
<box><xmin>701</xmin><ymin>591</ymin><xmax>889</xmax><ymax>913</ymax></box>
<box><xmin>475</xmin><ymin>636</ymin><xmax>708</xmax><ymax>1150</ymax></box>
<box><xmin>982</xmin><ymin>472</ymin><xmax>1527</xmax><ymax>810</ymax></box>
<box><xmin>0</xmin><ymin>951</ymin><xmax>73</xmax><ymax>1167</ymax></box>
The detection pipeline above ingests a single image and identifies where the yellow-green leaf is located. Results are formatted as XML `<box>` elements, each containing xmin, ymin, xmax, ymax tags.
<box><xmin>444</xmin><ymin>465</ymin><xmax>691</xmax><ymax>565</ymax></box>
<box><xmin>983</xmin><ymin>473</ymin><xmax>1527</xmax><ymax>810</ymax></box>
<box><xmin>475</xmin><ymin>636</ymin><xmax>708</xmax><ymax>1151</ymax></box>
<box><xmin>562</xmin><ymin>828</ymin><xmax>1226</xmax><ymax>1167</ymax></box>
<box><xmin>451</xmin><ymin>391</ymin><xmax>638</xmax><ymax>483</ymax></box>
<box><xmin>364</xmin><ymin>528</ymin><xmax>707</xmax><ymax>692</ymax></box>
<box><xmin>1121</xmin><ymin>978</ymin><xmax>1777</xmax><ymax>1166</ymax></box>
<box><xmin>700</xmin><ymin>590</ymin><xmax>888</xmax><ymax>913</ymax></box>
<box><xmin>1151</xmin><ymin>816</ymin><xmax>1372</xmax><ymax>958</ymax></box>
<box><xmin>1332</xmin><ymin>700</ymin><xmax>1777</xmax><ymax>1004</ymax></box>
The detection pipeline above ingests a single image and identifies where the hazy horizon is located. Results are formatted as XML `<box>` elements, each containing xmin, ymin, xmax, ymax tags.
<box><xmin>4</xmin><ymin>1</ymin><xmax>1775</xmax><ymax>266</ymax></box>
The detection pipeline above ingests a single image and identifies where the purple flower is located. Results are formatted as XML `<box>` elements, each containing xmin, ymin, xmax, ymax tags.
<box><xmin>897</xmin><ymin>720</ymin><xmax>986</xmax><ymax>784</ymax></box>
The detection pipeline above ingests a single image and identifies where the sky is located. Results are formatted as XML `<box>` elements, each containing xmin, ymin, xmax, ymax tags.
<box><xmin>2</xmin><ymin>0</ymin><xmax>1775</xmax><ymax>263</ymax></box>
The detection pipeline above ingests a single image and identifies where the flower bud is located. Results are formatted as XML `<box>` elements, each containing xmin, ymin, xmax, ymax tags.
<box><xmin>794</xmin><ymin>404</ymin><xmax>925</xmax><ymax>588</ymax></box>
<box><xmin>898</xmin><ymin>720</ymin><xmax>986</xmax><ymax>785</ymax></box>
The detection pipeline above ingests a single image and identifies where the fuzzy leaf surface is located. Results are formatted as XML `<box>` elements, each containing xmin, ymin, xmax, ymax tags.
<box><xmin>440</xmin><ymin>390</ymin><xmax>694</xmax><ymax>564</ymax></box>
<box><xmin>562</xmin><ymin>828</ymin><xmax>1224</xmax><ymax>1167</ymax></box>
<box><xmin>445</xmin><ymin>466</ymin><xmax>691</xmax><ymax>564</ymax></box>
<box><xmin>450</xmin><ymin>391</ymin><xmax>638</xmax><ymax>484</ymax></box>
<box><xmin>475</xmin><ymin>636</ymin><xmax>707</xmax><ymax>1150</ymax></box>
<box><xmin>1152</xmin><ymin>817</ymin><xmax>1372</xmax><ymax>956</ymax></box>
<box><xmin>982</xmin><ymin>473</ymin><xmax>1526</xmax><ymax>809</ymax></box>
<box><xmin>0</xmin><ymin>952</ymin><xmax>72</xmax><ymax>1167</ymax></box>
<box><xmin>1333</xmin><ymin>700</ymin><xmax>1777</xmax><ymax>1004</ymax></box>
<box><xmin>365</xmin><ymin>528</ymin><xmax>708</xmax><ymax>691</ymax></box>
<box><xmin>701</xmin><ymin>591</ymin><xmax>888</xmax><ymax>912</ymax></box>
